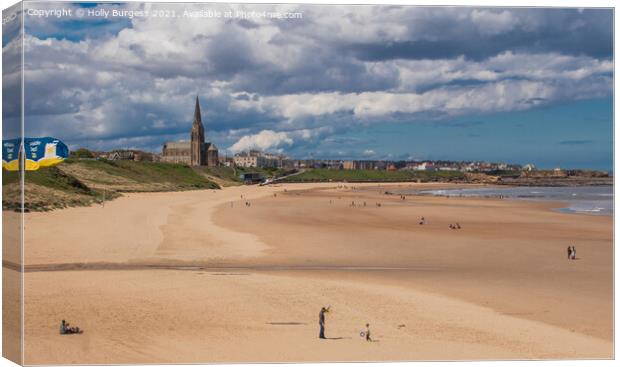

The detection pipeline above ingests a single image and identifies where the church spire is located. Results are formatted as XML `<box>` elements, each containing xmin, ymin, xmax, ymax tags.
<box><xmin>193</xmin><ymin>95</ymin><xmax>202</xmax><ymax>125</ymax></box>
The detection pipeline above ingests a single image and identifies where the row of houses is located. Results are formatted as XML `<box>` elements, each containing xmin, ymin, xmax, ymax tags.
<box><xmin>290</xmin><ymin>159</ymin><xmax>520</xmax><ymax>172</ymax></box>
<box><xmin>77</xmin><ymin>148</ymin><xmax>527</xmax><ymax>173</ymax></box>
<box><xmin>401</xmin><ymin>161</ymin><xmax>522</xmax><ymax>172</ymax></box>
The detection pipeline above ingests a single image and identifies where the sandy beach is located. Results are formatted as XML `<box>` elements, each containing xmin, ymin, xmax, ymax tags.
<box><xmin>4</xmin><ymin>182</ymin><xmax>613</xmax><ymax>363</ymax></box>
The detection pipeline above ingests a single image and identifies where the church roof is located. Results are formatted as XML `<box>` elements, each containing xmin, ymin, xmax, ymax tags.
<box><xmin>164</xmin><ymin>141</ymin><xmax>190</xmax><ymax>149</ymax></box>
<box><xmin>193</xmin><ymin>96</ymin><xmax>202</xmax><ymax>125</ymax></box>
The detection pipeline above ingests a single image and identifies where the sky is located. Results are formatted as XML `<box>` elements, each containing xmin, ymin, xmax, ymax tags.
<box><xmin>2</xmin><ymin>2</ymin><xmax>614</xmax><ymax>170</ymax></box>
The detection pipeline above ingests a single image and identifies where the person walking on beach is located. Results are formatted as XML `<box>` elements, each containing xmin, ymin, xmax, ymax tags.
<box><xmin>567</xmin><ymin>246</ymin><xmax>572</xmax><ymax>260</ymax></box>
<box><xmin>319</xmin><ymin>306</ymin><xmax>330</xmax><ymax>339</ymax></box>
<box><xmin>365</xmin><ymin>323</ymin><xmax>372</xmax><ymax>342</ymax></box>
<box><xmin>571</xmin><ymin>246</ymin><xmax>577</xmax><ymax>260</ymax></box>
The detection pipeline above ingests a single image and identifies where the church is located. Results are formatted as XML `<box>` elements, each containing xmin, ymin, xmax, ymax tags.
<box><xmin>161</xmin><ymin>97</ymin><xmax>218</xmax><ymax>166</ymax></box>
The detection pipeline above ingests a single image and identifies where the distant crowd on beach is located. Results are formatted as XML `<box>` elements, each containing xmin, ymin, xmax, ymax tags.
<box><xmin>234</xmin><ymin>189</ymin><xmax>474</xmax><ymax>233</ymax></box>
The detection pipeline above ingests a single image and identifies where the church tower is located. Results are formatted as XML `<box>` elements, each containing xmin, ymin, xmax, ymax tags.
<box><xmin>190</xmin><ymin>96</ymin><xmax>205</xmax><ymax>166</ymax></box>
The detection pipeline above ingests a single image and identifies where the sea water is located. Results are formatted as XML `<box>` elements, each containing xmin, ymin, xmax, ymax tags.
<box><xmin>410</xmin><ymin>186</ymin><xmax>613</xmax><ymax>216</ymax></box>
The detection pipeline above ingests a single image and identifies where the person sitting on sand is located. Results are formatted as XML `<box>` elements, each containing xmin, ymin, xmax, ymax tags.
<box><xmin>60</xmin><ymin>320</ymin><xmax>81</xmax><ymax>335</ymax></box>
<box><xmin>319</xmin><ymin>306</ymin><xmax>330</xmax><ymax>339</ymax></box>
<box><xmin>456</xmin><ymin>223</ymin><xmax>461</xmax><ymax>229</ymax></box>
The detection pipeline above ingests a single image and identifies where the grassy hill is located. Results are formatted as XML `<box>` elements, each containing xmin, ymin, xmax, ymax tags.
<box><xmin>2</xmin><ymin>159</ymin><xmax>219</xmax><ymax>211</ymax></box>
<box><xmin>281</xmin><ymin>168</ymin><xmax>465</xmax><ymax>183</ymax></box>
<box><xmin>60</xmin><ymin>159</ymin><xmax>219</xmax><ymax>192</ymax></box>
<box><xmin>2</xmin><ymin>165</ymin><xmax>117</xmax><ymax>212</ymax></box>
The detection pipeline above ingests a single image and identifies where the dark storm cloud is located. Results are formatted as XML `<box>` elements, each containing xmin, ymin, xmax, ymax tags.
<box><xmin>231</xmin><ymin>57</ymin><xmax>399</xmax><ymax>96</ymax></box>
<box><xmin>2</xmin><ymin>3</ymin><xmax>21</xmax><ymax>47</ymax></box>
<box><xmin>346</xmin><ymin>8</ymin><xmax>612</xmax><ymax>62</ymax></box>
<box><xmin>2</xmin><ymin>2</ymin><xmax>23</xmax><ymax>128</ymax></box>
<box><xmin>2</xmin><ymin>38</ymin><xmax>22</xmax><ymax>122</ymax></box>
<box><xmin>206</xmin><ymin>29</ymin><xmax>260</xmax><ymax>78</ymax></box>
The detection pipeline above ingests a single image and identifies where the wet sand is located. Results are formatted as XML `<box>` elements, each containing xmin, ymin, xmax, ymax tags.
<box><xmin>6</xmin><ymin>182</ymin><xmax>613</xmax><ymax>363</ymax></box>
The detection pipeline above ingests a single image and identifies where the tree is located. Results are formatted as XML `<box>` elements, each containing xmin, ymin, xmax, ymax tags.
<box><xmin>71</xmin><ymin>148</ymin><xmax>94</xmax><ymax>159</ymax></box>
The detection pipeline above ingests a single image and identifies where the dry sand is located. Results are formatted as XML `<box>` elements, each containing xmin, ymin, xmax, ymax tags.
<box><xmin>3</xmin><ymin>182</ymin><xmax>613</xmax><ymax>363</ymax></box>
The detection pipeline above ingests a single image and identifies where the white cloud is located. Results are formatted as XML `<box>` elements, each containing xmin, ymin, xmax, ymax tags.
<box><xmin>470</xmin><ymin>10</ymin><xmax>519</xmax><ymax>36</ymax></box>
<box><xmin>229</xmin><ymin>130</ymin><xmax>294</xmax><ymax>153</ymax></box>
<box><xmin>238</xmin><ymin>75</ymin><xmax>609</xmax><ymax>121</ymax></box>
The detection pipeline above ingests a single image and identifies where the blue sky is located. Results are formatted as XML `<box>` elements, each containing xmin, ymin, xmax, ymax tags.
<box><xmin>293</xmin><ymin>98</ymin><xmax>612</xmax><ymax>170</ymax></box>
<box><xmin>2</xmin><ymin>3</ymin><xmax>613</xmax><ymax>170</ymax></box>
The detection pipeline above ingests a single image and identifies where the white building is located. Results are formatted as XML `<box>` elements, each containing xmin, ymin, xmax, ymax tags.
<box><xmin>234</xmin><ymin>150</ymin><xmax>289</xmax><ymax>168</ymax></box>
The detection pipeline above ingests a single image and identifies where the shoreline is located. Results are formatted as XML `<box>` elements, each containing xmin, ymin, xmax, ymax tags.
<box><xmin>388</xmin><ymin>185</ymin><xmax>613</xmax><ymax>217</ymax></box>
<box><xmin>8</xmin><ymin>178</ymin><xmax>612</xmax><ymax>214</ymax></box>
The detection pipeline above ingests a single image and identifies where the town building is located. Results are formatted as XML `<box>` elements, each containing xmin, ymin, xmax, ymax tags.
<box><xmin>105</xmin><ymin>150</ymin><xmax>135</xmax><ymax>161</ymax></box>
<box><xmin>342</xmin><ymin>160</ymin><xmax>386</xmax><ymax>170</ymax></box>
<box><xmin>233</xmin><ymin>150</ymin><xmax>290</xmax><ymax>168</ymax></box>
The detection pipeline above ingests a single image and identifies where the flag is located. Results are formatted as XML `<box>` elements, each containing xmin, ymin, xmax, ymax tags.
<box><xmin>2</xmin><ymin>137</ymin><xmax>69</xmax><ymax>171</ymax></box>
<box><xmin>2</xmin><ymin>138</ymin><xmax>20</xmax><ymax>171</ymax></box>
